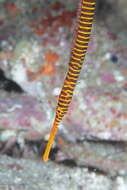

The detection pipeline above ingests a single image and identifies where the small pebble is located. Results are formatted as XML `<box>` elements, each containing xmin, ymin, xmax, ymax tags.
<box><xmin>102</xmin><ymin>52</ymin><xmax>111</xmax><ymax>61</ymax></box>
<box><xmin>53</xmin><ymin>87</ymin><xmax>61</xmax><ymax>96</ymax></box>
<box><xmin>113</xmin><ymin>71</ymin><xmax>124</xmax><ymax>82</ymax></box>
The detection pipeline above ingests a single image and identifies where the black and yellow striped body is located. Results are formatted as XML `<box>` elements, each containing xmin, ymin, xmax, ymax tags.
<box><xmin>55</xmin><ymin>0</ymin><xmax>96</xmax><ymax>124</ymax></box>
<box><xmin>43</xmin><ymin>0</ymin><xmax>96</xmax><ymax>162</ymax></box>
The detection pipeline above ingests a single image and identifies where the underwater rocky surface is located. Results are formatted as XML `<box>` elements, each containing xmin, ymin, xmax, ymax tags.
<box><xmin>0</xmin><ymin>0</ymin><xmax>127</xmax><ymax>189</ymax></box>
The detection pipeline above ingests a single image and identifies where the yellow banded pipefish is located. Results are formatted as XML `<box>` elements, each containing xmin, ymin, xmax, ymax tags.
<box><xmin>43</xmin><ymin>0</ymin><xmax>96</xmax><ymax>162</ymax></box>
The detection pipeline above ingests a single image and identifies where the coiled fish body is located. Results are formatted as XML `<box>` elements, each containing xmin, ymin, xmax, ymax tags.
<box><xmin>43</xmin><ymin>0</ymin><xmax>96</xmax><ymax>162</ymax></box>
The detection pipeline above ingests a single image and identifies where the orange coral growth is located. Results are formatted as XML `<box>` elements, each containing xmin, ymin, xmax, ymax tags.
<box><xmin>54</xmin><ymin>10</ymin><xmax>76</xmax><ymax>28</ymax></box>
<box><xmin>27</xmin><ymin>51</ymin><xmax>59</xmax><ymax>81</ymax></box>
<box><xmin>31</xmin><ymin>7</ymin><xmax>38</xmax><ymax>13</ymax></box>
<box><xmin>34</xmin><ymin>28</ymin><xmax>47</xmax><ymax>36</ymax></box>
<box><xmin>38</xmin><ymin>51</ymin><xmax>59</xmax><ymax>75</ymax></box>
<box><xmin>3</xmin><ymin>2</ymin><xmax>21</xmax><ymax>14</ymax></box>
<box><xmin>57</xmin><ymin>137</ymin><xmax>66</xmax><ymax>146</ymax></box>
<box><xmin>44</xmin><ymin>51</ymin><xmax>59</xmax><ymax>66</ymax></box>
<box><xmin>123</xmin><ymin>81</ymin><xmax>127</xmax><ymax>88</ymax></box>
<box><xmin>31</xmin><ymin>2</ymin><xmax>76</xmax><ymax>38</ymax></box>
<box><xmin>51</xmin><ymin>1</ymin><xmax>65</xmax><ymax>10</ymax></box>
<box><xmin>27</xmin><ymin>69</ymin><xmax>34</xmax><ymax>75</ymax></box>
<box><xmin>38</xmin><ymin>62</ymin><xmax>55</xmax><ymax>76</ymax></box>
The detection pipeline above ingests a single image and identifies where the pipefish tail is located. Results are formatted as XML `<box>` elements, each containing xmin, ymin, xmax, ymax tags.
<box><xmin>43</xmin><ymin>0</ymin><xmax>96</xmax><ymax>162</ymax></box>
